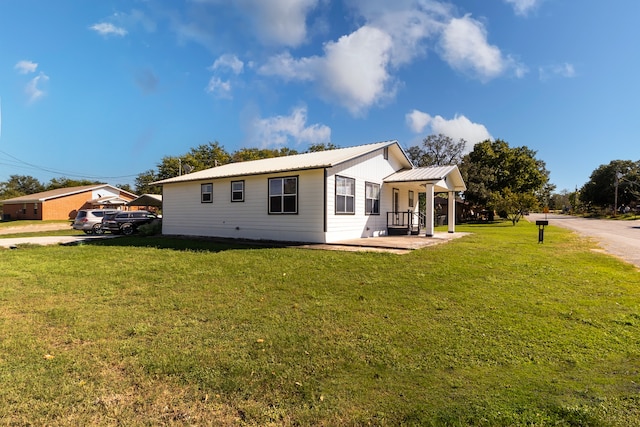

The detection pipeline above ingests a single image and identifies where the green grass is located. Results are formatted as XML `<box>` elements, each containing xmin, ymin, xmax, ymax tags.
<box><xmin>0</xmin><ymin>221</ymin><xmax>639</xmax><ymax>425</ymax></box>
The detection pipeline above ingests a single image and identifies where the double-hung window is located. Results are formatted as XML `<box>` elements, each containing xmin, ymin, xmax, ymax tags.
<box><xmin>365</xmin><ymin>182</ymin><xmax>380</xmax><ymax>215</ymax></box>
<box><xmin>201</xmin><ymin>183</ymin><xmax>213</xmax><ymax>203</ymax></box>
<box><xmin>269</xmin><ymin>176</ymin><xmax>297</xmax><ymax>214</ymax></box>
<box><xmin>335</xmin><ymin>176</ymin><xmax>355</xmax><ymax>214</ymax></box>
<box><xmin>231</xmin><ymin>180</ymin><xmax>244</xmax><ymax>202</ymax></box>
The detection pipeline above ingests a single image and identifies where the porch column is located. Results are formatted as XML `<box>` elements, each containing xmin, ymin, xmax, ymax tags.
<box><xmin>425</xmin><ymin>183</ymin><xmax>434</xmax><ymax>237</ymax></box>
<box><xmin>447</xmin><ymin>191</ymin><xmax>456</xmax><ymax>233</ymax></box>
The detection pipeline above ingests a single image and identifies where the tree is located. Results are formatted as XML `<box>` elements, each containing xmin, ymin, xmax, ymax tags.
<box><xmin>579</xmin><ymin>160</ymin><xmax>640</xmax><ymax>211</ymax></box>
<box><xmin>46</xmin><ymin>177</ymin><xmax>101</xmax><ymax>190</ymax></box>
<box><xmin>492</xmin><ymin>189</ymin><xmax>539</xmax><ymax>225</ymax></box>
<box><xmin>0</xmin><ymin>175</ymin><xmax>44</xmax><ymax>199</ymax></box>
<box><xmin>115</xmin><ymin>183</ymin><xmax>134</xmax><ymax>194</ymax></box>
<box><xmin>231</xmin><ymin>147</ymin><xmax>298</xmax><ymax>163</ymax></box>
<box><xmin>135</xmin><ymin>169</ymin><xmax>161</xmax><ymax>195</ymax></box>
<box><xmin>460</xmin><ymin>139</ymin><xmax>550</xmax><ymax>223</ymax></box>
<box><xmin>307</xmin><ymin>142</ymin><xmax>338</xmax><ymax>152</ymax></box>
<box><xmin>406</xmin><ymin>134</ymin><xmax>466</xmax><ymax>167</ymax></box>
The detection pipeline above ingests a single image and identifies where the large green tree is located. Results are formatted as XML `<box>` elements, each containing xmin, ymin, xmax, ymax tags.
<box><xmin>579</xmin><ymin>160</ymin><xmax>640</xmax><ymax>211</ymax></box>
<box><xmin>406</xmin><ymin>134</ymin><xmax>466</xmax><ymax>167</ymax></box>
<box><xmin>0</xmin><ymin>175</ymin><xmax>44</xmax><ymax>200</ymax></box>
<box><xmin>461</xmin><ymin>139</ymin><xmax>551</xmax><ymax>223</ymax></box>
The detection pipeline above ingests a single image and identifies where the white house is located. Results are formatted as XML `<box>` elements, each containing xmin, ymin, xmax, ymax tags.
<box><xmin>155</xmin><ymin>140</ymin><xmax>466</xmax><ymax>243</ymax></box>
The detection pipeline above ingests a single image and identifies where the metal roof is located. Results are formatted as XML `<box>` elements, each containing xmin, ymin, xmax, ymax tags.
<box><xmin>384</xmin><ymin>165</ymin><xmax>467</xmax><ymax>191</ymax></box>
<box><xmin>155</xmin><ymin>140</ymin><xmax>407</xmax><ymax>184</ymax></box>
<box><xmin>128</xmin><ymin>194</ymin><xmax>163</xmax><ymax>207</ymax></box>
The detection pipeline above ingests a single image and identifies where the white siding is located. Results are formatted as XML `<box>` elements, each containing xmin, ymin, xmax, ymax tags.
<box><xmin>325</xmin><ymin>147</ymin><xmax>404</xmax><ymax>242</ymax></box>
<box><xmin>162</xmin><ymin>169</ymin><xmax>326</xmax><ymax>243</ymax></box>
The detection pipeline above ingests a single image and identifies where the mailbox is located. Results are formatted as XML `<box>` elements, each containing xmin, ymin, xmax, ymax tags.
<box><xmin>536</xmin><ymin>220</ymin><xmax>548</xmax><ymax>243</ymax></box>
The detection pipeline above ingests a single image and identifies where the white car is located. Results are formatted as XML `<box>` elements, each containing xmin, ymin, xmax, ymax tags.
<box><xmin>72</xmin><ymin>209</ymin><xmax>118</xmax><ymax>234</ymax></box>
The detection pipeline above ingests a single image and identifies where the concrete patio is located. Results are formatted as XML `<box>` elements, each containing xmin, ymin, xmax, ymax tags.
<box><xmin>296</xmin><ymin>231</ymin><xmax>470</xmax><ymax>254</ymax></box>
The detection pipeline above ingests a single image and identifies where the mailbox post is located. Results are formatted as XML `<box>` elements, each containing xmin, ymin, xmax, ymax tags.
<box><xmin>536</xmin><ymin>220</ymin><xmax>548</xmax><ymax>243</ymax></box>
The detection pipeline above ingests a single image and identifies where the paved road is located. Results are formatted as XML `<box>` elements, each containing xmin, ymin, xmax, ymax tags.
<box><xmin>528</xmin><ymin>213</ymin><xmax>640</xmax><ymax>269</ymax></box>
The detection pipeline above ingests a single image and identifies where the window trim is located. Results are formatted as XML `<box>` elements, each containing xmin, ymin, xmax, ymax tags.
<box><xmin>365</xmin><ymin>182</ymin><xmax>381</xmax><ymax>215</ymax></box>
<box><xmin>201</xmin><ymin>183</ymin><xmax>213</xmax><ymax>203</ymax></box>
<box><xmin>335</xmin><ymin>175</ymin><xmax>355</xmax><ymax>215</ymax></box>
<box><xmin>268</xmin><ymin>176</ymin><xmax>298</xmax><ymax>214</ymax></box>
<box><xmin>231</xmin><ymin>180</ymin><xmax>245</xmax><ymax>202</ymax></box>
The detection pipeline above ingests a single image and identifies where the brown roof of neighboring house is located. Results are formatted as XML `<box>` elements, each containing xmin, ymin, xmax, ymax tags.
<box><xmin>0</xmin><ymin>184</ymin><xmax>137</xmax><ymax>204</ymax></box>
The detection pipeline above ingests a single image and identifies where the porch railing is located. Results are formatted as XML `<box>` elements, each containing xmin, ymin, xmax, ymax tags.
<box><xmin>386</xmin><ymin>211</ymin><xmax>422</xmax><ymax>235</ymax></box>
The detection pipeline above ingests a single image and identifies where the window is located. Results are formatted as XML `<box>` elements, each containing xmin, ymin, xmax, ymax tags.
<box><xmin>34</xmin><ymin>203</ymin><xmax>38</xmax><ymax>215</ymax></box>
<box><xmin>231</xmin><ymin>180</ymin><xmax>244</xmax><ymax>202</ymax></box>
<box><xmin>335</xmin><ymin>176</ymin><xmax>355</xmax><ymax>214</ymax></box>
<box><xmin>383</xmin><ymin>147</ymin><xmax>389</xmax><ymax>160</ymax></box>
<box><xmin>409</xmin><ymin>190</ymin><xmax>414</xmax><ymax>208</ymax></box>
<box><xmin>201</xmin><ymin>183</ymin><xmax>213</xmax><ymax>203</ymax></box>
<box><xmin>365</xmin><ymin>182</ymin><xmax>380</xmax><ymax>215</ymax></box>
<box><xmin>269</xmin><ymin>176</ymin><xmax>297</xmax><ymax>214</ymax></box>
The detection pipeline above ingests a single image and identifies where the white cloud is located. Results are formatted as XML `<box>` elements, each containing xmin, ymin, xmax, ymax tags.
<box><xmin>90</xmin><ymin>22</ymin><xmax>128</xmax><ymax>36</ymax></box>
<box><xmin>25</xmin><ymin>72</ymin><xmax>49</xmax><ymax>103</ymax></box>
<box><xmin>205</xmin><ymin>77</ymin><xmax>232</xmax><ymax>98</ymax></box>
<box><xmin>406</xmin><ymin>110</ymin><xmax>491</xmax><ymax>150</ymax></box>
<box><xmin>504</xmin><ymin>0</ymin><xmax>541</xmax><ymax>16</ymax></box>
<box><xmin>259</xmin><ymin>52</ymin><xmax>317</xmax><ymax>81</ymax></box>
<box><xmin>439</xmin><ymin>14</ymin><xmax>515</xmax><ymax>82</ymax></box>
<box><xmin>15</xmin><ymin>60</ymin><xmax>38</xmax><ymax>74</ymax></box>
<box><xmin>237</xmin><ymin>0</ymin><xmax>320</xmax><ymax>47</ymax></box>
<box><xmin>320</xmin><ymin>26</ymin><xmax>395</xmax><ymax>115</ymax></box>
<box><xmin>539</xmin><ymin>62</ymin><xmax>576</xmax><ymax>81</ymax></box>
<box><xmin>248</xmin><ymin>106</ymin><xmax>331</xmax><ymax>147</ymax></box>
<box><xmin>345</xmin><ymin>0</ymin><xmax>450</xmax><ymax>67</ymax></box>
<box><xmin>406</xmin><ymin>109</ymin><xmax>432</xmax><ymax>133</ymax></box>
<box><xmin>260</xmin><ymin>26</ymin><xmax>395</xmax><ymax>116</ymax></box>
<box><xmin>211</xmin><ymin>54</ymin><xmax>244</xmax><ymax>75</ymax></box>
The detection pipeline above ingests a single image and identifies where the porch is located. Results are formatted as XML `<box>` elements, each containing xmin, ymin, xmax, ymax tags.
<box><xmin>383</xmin><ymin>165</ymin><xmax>467</xmax><ymax>237</ymax></box>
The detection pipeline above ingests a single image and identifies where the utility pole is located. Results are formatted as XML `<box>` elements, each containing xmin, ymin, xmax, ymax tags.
<box><xmin>614</xmin><ymin>171</ymin><xmax>622</xmax><ymax>216</ymax></box>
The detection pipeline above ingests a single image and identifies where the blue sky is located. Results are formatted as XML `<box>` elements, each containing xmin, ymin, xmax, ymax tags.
<box><xmin>1</xmin><ymin>0</ymin><xmax>638</xmax><ymax>192</ymax></box>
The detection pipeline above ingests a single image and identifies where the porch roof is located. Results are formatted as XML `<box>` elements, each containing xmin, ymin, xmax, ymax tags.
<box><xmin>384</xmin><ymin>165</ymin><xmax>466</xmax><ymax>192</ymax></box>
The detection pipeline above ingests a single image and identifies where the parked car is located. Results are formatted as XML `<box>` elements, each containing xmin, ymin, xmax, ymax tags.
<box><xmin>102</xmin><ymin>210</ymin><xmax>158</xmax><ymax>235</ymax></box>
<box><xmin>72</xmin><ymin>209</ymin><xmax>118</xmax><ymax>234</ymax></box>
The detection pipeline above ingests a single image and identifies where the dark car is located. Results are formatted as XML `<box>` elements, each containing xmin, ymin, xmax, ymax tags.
<box><xmin>102</xmin><ymin>210</ymin><xmax>158</xmax><ymax>235</ymax></box>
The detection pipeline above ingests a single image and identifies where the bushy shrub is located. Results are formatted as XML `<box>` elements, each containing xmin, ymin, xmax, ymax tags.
<box><xmin>138</xmin><ymin>219</ymin><xmax>162</xmax><ymax>236</ymax></box>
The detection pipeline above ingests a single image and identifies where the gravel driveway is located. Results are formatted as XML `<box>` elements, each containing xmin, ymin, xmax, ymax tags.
<box><xmin>527</xmin><ymin>213</ymin><xmax>640</xmax><ymax>269</ymax></box>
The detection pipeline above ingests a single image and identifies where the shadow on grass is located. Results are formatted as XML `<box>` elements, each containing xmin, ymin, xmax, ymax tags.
<box><xmin>79</xmin><ymin>234</ymin><xmax>297</xmax><ymax>253</ymax></box>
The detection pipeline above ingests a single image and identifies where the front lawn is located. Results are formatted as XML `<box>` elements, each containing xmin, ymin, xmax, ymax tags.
<box><xmin>0</xmin><ymin>221</ymin><xmax>638</xmax><ymax>425</ymax></box>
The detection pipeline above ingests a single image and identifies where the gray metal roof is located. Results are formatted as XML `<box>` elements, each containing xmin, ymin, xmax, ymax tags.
<box><xmin>155</xmin><ymin>140</ymin><xmax>407</xmax><ymax>184</ymax></box>
<box><xmin>384</xmin><ymin>165</ymin><xmax>467</xmax><ymax>191</ymax></box>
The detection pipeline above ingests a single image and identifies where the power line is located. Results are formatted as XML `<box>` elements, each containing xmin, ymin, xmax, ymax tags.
<box><xmin>0</xmin><ymin>149</ymin><xmax>139</xmax><ymax>180</ymax></box>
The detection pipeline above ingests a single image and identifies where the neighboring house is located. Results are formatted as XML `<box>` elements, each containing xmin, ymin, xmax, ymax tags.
<box><xmin>155</xmin><ymin>140</ymin><xmax>466</xmax><ymax>244</ymax></box>
<box><xmin>0</xmin><ymin>184</ymin><xmax>137</xmax><ymax>221</ymax></box>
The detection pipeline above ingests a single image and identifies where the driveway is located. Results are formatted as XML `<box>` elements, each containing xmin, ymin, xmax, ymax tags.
<box><xmin>527</xmin><ymin>213</ymin><xmax>640</xmax><ymax>269</ymax></box>
<box><xmin>0</xmin><ymin>222</ymin><xmax>117</xmax><ymax>248</ymax></box>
